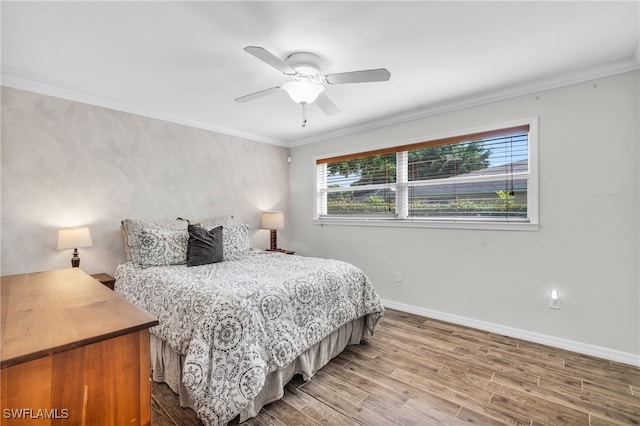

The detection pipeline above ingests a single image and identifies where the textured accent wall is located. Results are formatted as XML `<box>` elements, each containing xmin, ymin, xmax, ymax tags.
<box><xmin>1</xmin><ymin>87</ymin><xmax>290</xmax><ymax>276</ymax></box>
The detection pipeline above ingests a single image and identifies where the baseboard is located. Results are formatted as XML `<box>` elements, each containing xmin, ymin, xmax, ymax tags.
<box><xmin>381</xmin><ymin>299</ymin><xmax>640</xmax><ymax>367</ymax></box>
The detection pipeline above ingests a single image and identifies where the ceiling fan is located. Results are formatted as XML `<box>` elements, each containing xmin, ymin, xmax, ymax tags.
<box><xmin>234</xmin><ymin>46</ymin><xmax>391</xmax><ymax>127</ymax></box>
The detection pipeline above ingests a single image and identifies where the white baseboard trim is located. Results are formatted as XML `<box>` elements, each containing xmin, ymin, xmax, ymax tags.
<box><xmin>381</xmin><ymin>299</ymin><xmax>640</xmax><ymax>367</ymax></box>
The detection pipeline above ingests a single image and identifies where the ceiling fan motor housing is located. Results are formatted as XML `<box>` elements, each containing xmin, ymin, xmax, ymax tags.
<box><xmin>286</xmin><ymin>52</ymin><xmax>322</xmax><ymax>78</ymax></box>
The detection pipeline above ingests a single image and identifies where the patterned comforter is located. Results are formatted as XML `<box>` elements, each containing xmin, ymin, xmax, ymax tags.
<box><xmin>115</xmin><ymin>250</ymin><xmax>383</xmax><ymax>425</ymax></box>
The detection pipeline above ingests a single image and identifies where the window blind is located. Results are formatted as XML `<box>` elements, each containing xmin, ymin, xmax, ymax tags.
<box><xmin>316</xmin><ymin>124</ymin><xmax>531</xmax><ymax>223</ymax></box>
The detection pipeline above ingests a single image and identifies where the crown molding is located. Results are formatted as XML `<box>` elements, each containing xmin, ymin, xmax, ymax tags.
<box><xmin>289</xmin><ymin>56</ymin><xmax>640</xmax><ymax>148</ymax></box>
<box><xmin>3</xmin><ymin>55</ymin><xmax>638</xmax><ymax>150</ymax></box>
<box><xmin>0</xmin><ymin>73</ymin><xmax>289</xmax><ymax>147</ymax></box>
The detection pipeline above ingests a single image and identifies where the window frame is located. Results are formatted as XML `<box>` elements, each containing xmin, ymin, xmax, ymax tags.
<box><xmin>313</xmin><ymin>117</ymin><xmax>539</xmax><ymax>231</ymax></box>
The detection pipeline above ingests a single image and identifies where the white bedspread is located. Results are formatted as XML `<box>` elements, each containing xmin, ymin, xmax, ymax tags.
<box><xmin>115</xmin><ymin>250</ymin><xmax>383</xmax><ymax>425</ymax></box>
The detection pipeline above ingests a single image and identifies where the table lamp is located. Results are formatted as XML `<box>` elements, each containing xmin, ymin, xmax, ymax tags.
<box><xmin>261</xmin><ymin>211</ymin><xmax>284</xmax><ymax>251</ymax></box>
<box><xmin>57</xmin><ymin>227</ymin><xmax>93</xmax><ymax>267</ymax></box>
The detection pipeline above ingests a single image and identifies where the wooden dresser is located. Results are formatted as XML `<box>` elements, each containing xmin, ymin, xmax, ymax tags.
<box><xmin>1</xmin><ymin>268</ymin><xmax>159</xmax><ymax>425</ymax></box>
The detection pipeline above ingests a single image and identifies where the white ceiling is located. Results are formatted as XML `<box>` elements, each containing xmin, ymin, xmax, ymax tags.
<box><xmin>2</xmin><ymin>1</ymin><xmax>639</xmax><ymax>147</ymax></box>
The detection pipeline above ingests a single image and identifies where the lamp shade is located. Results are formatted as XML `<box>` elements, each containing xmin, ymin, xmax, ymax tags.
<box><xmin>57</xmin><ymin>227</ymin><xmax>93</xmax><ymax>250</ymax></box>
<box><xmin>261</xmin><ymin>211</ymin><xmax>284</xmax><ymax>230</ymax></box>
<box><xmin>282</xmin><ymin>79</ymin><xmax>325</xmax><ymax>104</ymax></box>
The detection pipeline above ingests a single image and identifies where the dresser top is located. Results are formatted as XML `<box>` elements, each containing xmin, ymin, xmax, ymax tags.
<box><xmin>1</xmin><ymin>268</ymin><xmax>158</xmax><ymax>368</ymax></box>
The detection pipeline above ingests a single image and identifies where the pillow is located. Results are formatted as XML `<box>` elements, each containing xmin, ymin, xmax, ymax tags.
<box><xmin>187</xmin><ymin>225</ymin><xmax>223</xmax><ymax>266</ymax></box>
<box><xmin>120</xmin><ymin>225</ymin><xmax>132</xmax><ymax>262</ymax></box>
<box><xmin>138</xmin><ymin>228</ymin><xmax>189</xmax><ymax>267</ymax></box>
<box><xmin>221</xmin><ymin>223</ymin><xmax>250</xmax><ymax>261</ymax></box>
<box><xmin>196</xmin><ymin>215</ymin><xmax>235</xmax><ymax>230</ymax></box>
<box><xmin>121</xmin><ymin>218</ymin><xmax>188</xmax><ymax>265</ymax></box>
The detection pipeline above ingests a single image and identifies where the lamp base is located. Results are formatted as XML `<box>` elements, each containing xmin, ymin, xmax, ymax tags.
<box><xmin>269</xmin><ymin>229</ymin><xmax>278</xmax><ymax>251</ymax></box>
<box><xmin>71</xmin><ymin>249</ymin><xmax>80</xmax><ymax>268</ymax></box>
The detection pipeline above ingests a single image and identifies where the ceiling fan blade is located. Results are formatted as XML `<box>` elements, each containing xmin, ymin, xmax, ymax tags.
<box><xmin>234</xmin><ymin>86</ymin><xmax>282</xmax><ymax>103</ymax></box>
<box><xmin>315</xmin><ymin>92</ymin><xmax>340</xmax><ymax>115</ymax></box>
<box><xmin>244</xmin><ymin>46</ymin><xmax>296</xmax><ymax>75</ymax></box>
<box><xmin>324</xmin><ymin>68</ymin><xmax>391</xmax><ymax>85</ymax></box>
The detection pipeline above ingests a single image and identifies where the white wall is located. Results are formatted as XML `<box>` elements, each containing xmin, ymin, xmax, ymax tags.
<box><xmin>289</xmin><ymin>71</ymin><xmax>640</xmax><ymax>362</ymax></box>
<box><xmin>1</xmin><ymin>87</ymin><xmax>290</xmax><ymax>276</ymax></box>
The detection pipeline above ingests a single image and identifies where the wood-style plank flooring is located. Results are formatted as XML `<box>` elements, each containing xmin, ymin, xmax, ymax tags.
<box><xmin>151</xmin><ymin>308</ymin><xmax>640</xmax><ymax>425</ymax></box>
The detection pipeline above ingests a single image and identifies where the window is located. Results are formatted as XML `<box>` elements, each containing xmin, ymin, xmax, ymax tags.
<box><xmin>315</xmin><ymin>119</ymin><xmax>538</xmax><ymax>229</ymax></box>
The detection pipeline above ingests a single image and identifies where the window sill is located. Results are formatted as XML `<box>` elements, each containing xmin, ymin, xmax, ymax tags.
<box><xmin>314</xmin><ymin>217</ymin><xmax>539</xmax><ymax>231</ymax></box>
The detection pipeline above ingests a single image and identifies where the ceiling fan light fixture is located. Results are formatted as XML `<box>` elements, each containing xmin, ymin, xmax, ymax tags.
<box><xmin>282</xmin><ymin>79</ymin><xmax>325</xmax><ymax>104</ymax></box>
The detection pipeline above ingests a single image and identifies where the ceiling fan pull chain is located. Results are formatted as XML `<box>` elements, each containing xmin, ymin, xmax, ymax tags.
<box><xmin>301</xmin><ymin>102</ymin><xmax>307</xmax><ymax>127</ymax></box>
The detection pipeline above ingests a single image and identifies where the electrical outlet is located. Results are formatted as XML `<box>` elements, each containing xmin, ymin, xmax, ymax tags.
<box><xmin>395</xmin><ymin>272</ymin><xmax>402</xmax><ymax>283</ymax></box>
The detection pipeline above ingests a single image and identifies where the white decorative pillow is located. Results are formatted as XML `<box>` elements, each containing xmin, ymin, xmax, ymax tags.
<box><xmin>138</xmin><ymin>228</ymin><xmax>189</xmax><ymax>267</ymax></box>
<box><xmin>196</xmin><ymin>215</ymin><xmax>235</xmax><ymax>230</ymax></box>
<box><xmin>222</xmin><ymin>223</ymin><xmax>250</xmax><ymax>261</ymax></box>
<box><xmin>121</xmin><ymin>218</ymin><xmax>188</xmax><ymax>266</ymax></box>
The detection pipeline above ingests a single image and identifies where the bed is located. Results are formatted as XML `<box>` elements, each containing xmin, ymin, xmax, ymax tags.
<box><xmin>114</xmin><ymin>217</ymin><xmax>384</xmax><ymax>426</ymax></box>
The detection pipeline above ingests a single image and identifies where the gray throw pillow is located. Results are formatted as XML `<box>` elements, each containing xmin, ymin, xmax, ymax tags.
<box><xmin>187</xmin><ymin>224</ymin><xmax>223</xmax><ymax>266</ymax></box>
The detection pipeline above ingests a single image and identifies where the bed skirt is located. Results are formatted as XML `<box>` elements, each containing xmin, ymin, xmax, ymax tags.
<box><xmin>150</xmin><ymin>316</ymin><xmax>370</xmax><ymax>423</ymax></box>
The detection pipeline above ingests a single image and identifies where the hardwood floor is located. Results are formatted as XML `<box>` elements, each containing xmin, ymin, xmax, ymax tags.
<box><xmin>151</xmin><ymin>308</ymin><xmax>640</xmax><ymax>425</ymax></box>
